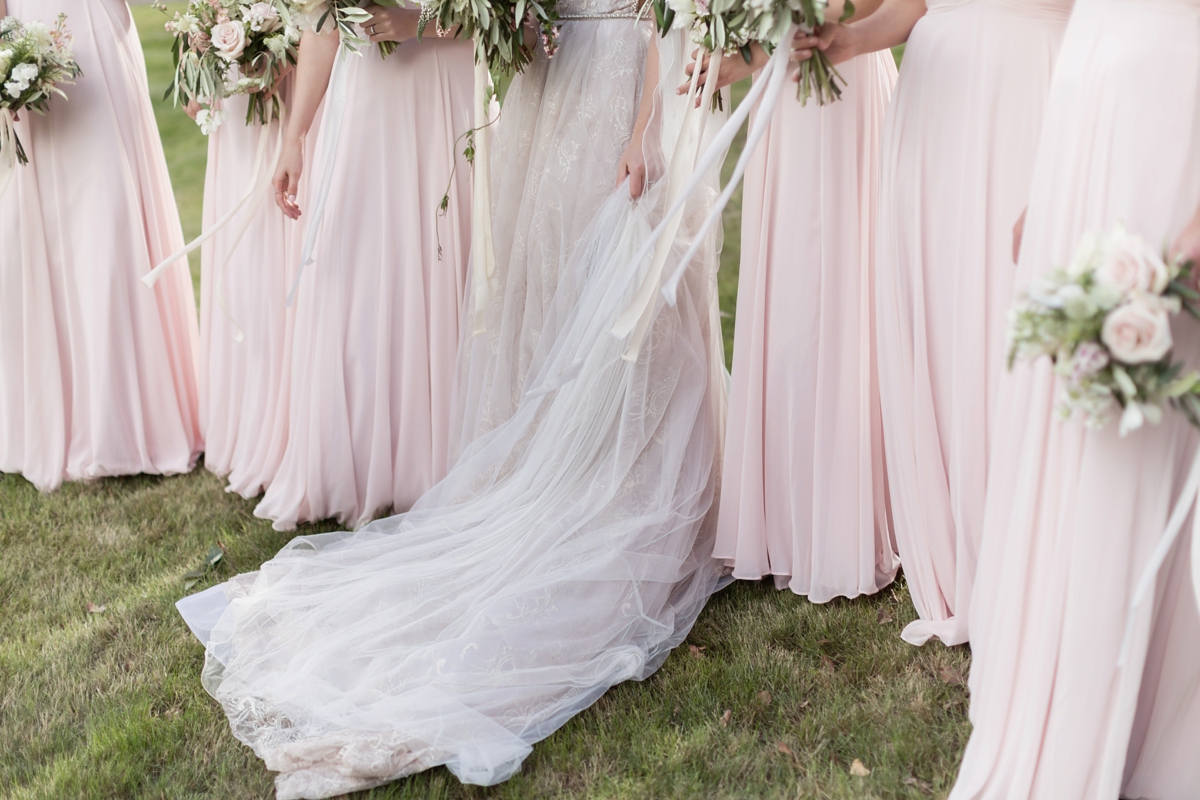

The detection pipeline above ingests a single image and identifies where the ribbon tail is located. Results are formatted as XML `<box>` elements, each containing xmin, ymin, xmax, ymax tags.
<box><xmin>471</xmin><ymin>59</ymin><xmax>498</xmax><ymax>335</ymax></box>
<box><xmin>214</xmin><ymin>110</ymin><xmax>287</xmax><ymax>344</ymax></box>
<box><xmin>287</xmin><ymin>49</ymin><xmax>351</xmax><ymax>308</ymax></box>
<box><xmin>661</xmin><ymin>35</ymin><xmax>792</xmax><ymax>306</ymax></box>
<box><xmin>0</xmin><ymin>109</ymin><xmax>16</xmax><ymax>198</ymax></box>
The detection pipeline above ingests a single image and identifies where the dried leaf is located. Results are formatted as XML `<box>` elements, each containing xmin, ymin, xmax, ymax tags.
<box><xmin>720</xmin><ymin>709</ymin><xmax>731</xmax><ymax>727</ymax></box>
<box><xmin>688</xmin><ymin>645</ymin><xmax>706</xmax><ymax>659</ymax></box>
<box><xmin>903</xmin><ymin>777</ymin><xmax>918</xmax><ymax>786</ymax></box>
<box><xmin>876</xmin><ymin>607</ymin><xmax>893</xmax><ymax>625</ymax></box>
<box><xmin>86</xmin><ymin>603</ymin><xmax>106</xmax><ymax>614</ymax></box>
<box><xmin>776</xmin><ymin>742</ymin><xmax>793</xmax><ymax>755</ymax></box>
<box><xmin>939</xmin><ymin>665</ymin><xmax>966</xmax><ymax>686</ymax></box>
<box><xmin>820</xmin><ymin>654</ymin><xmax>836</xmax><ymax>673</ymax></box>
<box><xmin>757</xmin><ymin>690</ymin><xmax>772</xmax><ymax>706</ymax></box>
<box><xmin>850</xmin><ymin>759</ymin><xmax>871</xmax><ymax>777</ymax></box>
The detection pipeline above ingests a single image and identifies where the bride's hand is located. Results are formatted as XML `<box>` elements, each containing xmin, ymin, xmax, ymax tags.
<box><xmin>364</xmin><ymin>4</ymin><xmax>420</xmax><ymax>43</ymax></box>
<box><xmin>273</xmin><ymin>137</ymin><xmax>305</xmax><ymax>219</ymax></box>
<box><xmin>616</xmin><ymin>134</ymin><xmax>647</xmax><ymax>199</ymax></box>
<box><xmin>677</xmin><ymin>45</ymin><xmax>768</xmax><ymax>107</ymax></box>
<box><xmin>793</xmin><ymin>22</ymin><xmax>858</xmax><ymax>68</ymax></box>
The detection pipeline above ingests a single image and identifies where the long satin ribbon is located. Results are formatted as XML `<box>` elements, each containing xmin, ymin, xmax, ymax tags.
<box><xmin>609</xmin><ymin>43</ymin><xmax>722</xmax><ymax>362</ymax></box>
<box><xmin>471</xmin><ymin>59</ymin><xmax>499</xmax><ymax>335</ymax></box>
<box><xmin>1098</xmin><ymin>444</ymin><xmax>1200</xmax><ymax>794</ymax></box>
<box><xmin>286</xmin><ymin>46</ymin><xmax>352</xmax><ymax>308</ymax></box>
<box><xmin>143</xmin><ymin>104</ymin><xmax>284</xmax><ymax>290</ymax></box>
<box><xmin>660</xmin><ymin>37</ymin><xmax>791</xmax><ymax>307</ymax></box>
<box><xmin>0</xmin><ymin>108</ymin><xmax>18</xmax><ymax>197</ymax></box>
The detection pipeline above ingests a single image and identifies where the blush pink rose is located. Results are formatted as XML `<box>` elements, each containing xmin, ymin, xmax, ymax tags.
<box><xmin>211</xmin><ymin>20</ymin><xmax>248</xmax><ymax>62</ymax></box>
<box><xmin>1102</xmin><ymin>298</ymin><xmax>1173</xmax><ymax>364</ymax></box>
<box><xmin>1095</xmin><ymin>228</ymin><xmax>1171</xmax><ymax>296</ymax></box>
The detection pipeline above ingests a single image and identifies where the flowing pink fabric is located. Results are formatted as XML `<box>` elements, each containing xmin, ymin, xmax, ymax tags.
<box><xmin>199</xmin><ymin>87</ymin><xmax>318</xmax><ymax>499</ymax></box>
<box><xmin>953</xmin><ymin>1</ymin><xmax>1200</xmax><ymax>796</ymax></box>
<box><xmin>875</xmin><ymin>0</ymin><xmax>1070</xmax><ymax>645</ymax></box>
<box><xmin>0</xmin><ymin>0</ymin><xmax>202</xmax><ymax>491</ymax></box>
<box><xmin>254</xmin><ymin>40</ymin><xmax>473</xmax><ymax>531</ymax></box>
<box><xmin>715</xmin><ymin>51</ymin><xmax>899</xmax><ymax>602</ymax></box>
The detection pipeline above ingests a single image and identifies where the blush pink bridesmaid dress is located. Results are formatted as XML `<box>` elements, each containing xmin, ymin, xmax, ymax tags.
<box><xmin>875</xmin><ymin>0</ymin><xmax>1071</xmax><ymax>645</ymax></box>
<box><xmin>952</xmin><ymin>1</ymin><xmax>1200</xmax><ymax>796</ymax></box>
<box><xmin>0</xmin><ymin>0</ymin><xmax>202</xmax><ymax>491</ymax></box>
<box><xmin>715</xmin><ymin>51</ymin><xmax>900</xmax><ymax>602</ymax></box>
<box><xmin>199</xmin><ymin>87</ymin><xmax>317</xmax><ymax>500</ymax></box>
<box><xmin>254</xmin><ymin>39</ymin><xmax>473</xmax><ymax>531</ymax></box>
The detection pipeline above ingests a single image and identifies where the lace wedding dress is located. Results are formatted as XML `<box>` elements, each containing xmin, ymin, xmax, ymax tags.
<box><xmin>177</xmin><ymin>24</ymin><xmax>732</xmax><ymax>799</ymax></box>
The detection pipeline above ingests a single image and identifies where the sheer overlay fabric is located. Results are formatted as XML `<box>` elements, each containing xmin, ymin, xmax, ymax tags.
<box><xmin>178</xmin><ymin>29</ymin><xmax>729</xmax><ymax>799</ymax></box>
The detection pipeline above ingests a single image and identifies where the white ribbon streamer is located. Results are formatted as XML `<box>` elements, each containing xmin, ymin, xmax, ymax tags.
<box><xmin>471</xmin><ymin>60</ymin><xmax>499</xmax><ymax>335</ymax></box>
<box><xmin>1097</xmin><ymin>444</ymin><xmax>1200</xmax><ymax>795</ymax></box>
<box><xmin>143</xmin><ymin>106</ymin><xmax>283</xmax><ymax>290</ymax></box>
<box><xmin>609</xmin><ymin>46</ymin><xmax>723</xmax><ymax>361</ymax></box>
<box><xmin>660</xmin><ymin>38</ymin><xmax>791</xmax><ymax>307</ymax></box>
<box><xmin>286</xmin><ymin>46</ymin><xmax>352</xmax><ymax>308</ymax></box>
<box><xmin>0</xmin><ymin>108</ymin><xmax>18</xmax><ymax>197</ymax></box>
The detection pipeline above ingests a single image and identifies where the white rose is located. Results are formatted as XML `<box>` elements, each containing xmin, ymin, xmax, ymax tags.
<box><xmin>668</xmin><ymin>0</ymin><xmax>697</xmax><ymax>23</ymax></box>
<box><xmin>211</xmin><ymin>19</ymin><xmax>248</xmax><ymax>62</ymax></box>
<box><xmin>245</xmin><ymin>2</ymin><xmax>282</xmax><ymax>33</ymax></box>
<box><xmin>1101</xmin><ymin>296</ymin><xmax>1173</xmax><ymax>364</ymax></box>
<box><xmin>1095</xmin><ymin>225</ymin><xmax>1171</xmax><ymax>296</ymax></box>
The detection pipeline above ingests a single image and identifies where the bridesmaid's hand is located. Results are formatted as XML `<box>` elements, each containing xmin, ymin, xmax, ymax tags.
<box><xmin>364</xmin><ymin>5</ymin><xmax>420</xmax><ymax>44</ymax></box>
<box><xmin>1013</xmin><ymin>207</ymin><xmax>1028</xmax><ymax>264</ymax></box>
<box><xmin>273</xmin><ymin>138</ymin><xmax>305</xmax><ymax>219</ymax></box>
<box><xmin>793</xmin><ymin>22</ymin><xmax>858</xmax><ymax>67</ymax></box>
<box><xmin>184</xmin><ymin>99</ymin><xmax>203</xmax><ymax>121</ymax></box>
<box><xmin>616</xmin><ymin>134</ymin><xmax>648</xmax><ymax>200</ymax></box>
<box><xmin>678</xmin><ymin>44</ymin><xmax>769</xmax><ymax>106</ymax></box>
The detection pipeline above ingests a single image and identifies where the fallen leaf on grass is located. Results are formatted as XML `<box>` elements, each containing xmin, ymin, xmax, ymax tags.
<box><xmin>86</xmin><ymin>603</ymin><xmax>106</xmax><ymax>614</ymax></box>
<box><xmin>777</xmin><ymin>742</ymin><xmax>793</xmax><ymax>756</ymax></box>
<box><xmin>850</xmin><ymin>759</ymin><xmax>871</xmax><ymax>777</ymax></box>
<box><xmin>720</xmin><ymin>709</ymin><xmax>732</xmax><ymax>727</ymax></box>
<box><xmin>820</xmin><ymin>654</ymin><xmax>836</xmax><ymax>673</ymax></box>
<box><xmin>757</xmin><ymin>691</ymin><xmax>772</xmax><ymax>706</ymax></box>
<box><xmin>877</xmin><ymin>607</ymin><xmax>893</xmax><ymax>625</ymax></box>
<box><xmin>688</xmin><ymin>645</ymin><xmax>706</xmax><ymax>659</ymax></box>
<box><xmin>939</xmin><ymin>665</ymin><xmax>966</xmax><ymax>686</ymax></box>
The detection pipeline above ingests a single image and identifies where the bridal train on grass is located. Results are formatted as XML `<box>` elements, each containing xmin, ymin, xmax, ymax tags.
<box><xmin>178</xmin><ymin>21</ymin><xmax>735</xmax><ymax>797</ymax></box>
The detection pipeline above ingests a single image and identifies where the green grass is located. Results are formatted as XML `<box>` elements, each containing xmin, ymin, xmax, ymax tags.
<box><xmin>0</xmin><ymin>10</ymin><xmax>968</xmax><ymax>799</ymax></box>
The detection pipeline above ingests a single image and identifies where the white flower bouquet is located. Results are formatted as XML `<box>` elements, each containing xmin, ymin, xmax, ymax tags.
<box><xmin>1008</xmin><ymin>224</ymin><xmax>1200</xmax><ymax>435</ymax></box>
<box><xmin>0</xmin><ymin>14</ymin><xmax>82</xmax><ymax>169</ymax></box>
<box><xmin>157</xmin><ymin>0</ymin><xmax>302</xmax><ymax>132</ymax></box>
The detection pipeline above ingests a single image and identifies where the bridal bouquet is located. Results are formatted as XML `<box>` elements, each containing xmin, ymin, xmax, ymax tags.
<box><xmin>417</xmin><ymin>0</ymin><xmax>558</xmax><ymax>74</ymax></box>
<box><xmin>158</xmin><ymin>0</ymin><xmax>301</xmax><ymax>132</ymax></box>
<box><xmin>0</xmin><ymin>14</ymin><xmax>82</xmax><ymax>169</ymax></box>
<box><xmin>1008</xmin><ymin>224</ymin><xmax>1200</xmax><ymax>435</ymax></box>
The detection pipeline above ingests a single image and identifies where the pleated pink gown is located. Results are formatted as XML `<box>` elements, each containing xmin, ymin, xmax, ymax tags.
<box><xmin>0</xmin><ymin>0</ymin><xmax>202</xmax><ymax>492</ymax></box>
<box><xmin>199</xmin><ymin>88</ymin><xmax>313</xmax><ymax>499</ymax></box>
<box><xmin>952</xmin><ymin>1</ymin><xmax>1200</xmax><ymax>796</ymax></box>
<box><xmin>875</xmin><ymin>0</ymin><xmax>1071</xmax><ymax>645</ymax></box>
<box><xmin>254</xmin><ymin>40</ymin><xmax>473</xmax><ymax>531</ymax></box>
<box><xmin>715</xmin><ymin>51</ymin><xmax>900</xmax><ymax>602</ymax></box>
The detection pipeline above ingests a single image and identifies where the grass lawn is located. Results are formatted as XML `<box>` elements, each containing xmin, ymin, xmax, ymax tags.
<box><xmin>0</xmin><ymin>9</ymin><xmax>967</xmax><ymax>799</ymax></box>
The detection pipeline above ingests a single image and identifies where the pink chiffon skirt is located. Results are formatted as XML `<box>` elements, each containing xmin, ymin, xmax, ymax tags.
<box><xmin>255</xmin><ymin>40</ymin><xmax>473</xmax><ymax>531</ymax></box>
<box><xmin>875</xmin><ymin>0</ymin><xmax>1070</xmax><ymax>645</ymax></box>
<box><xmin>0</xmin><ymin>0</ymin><xmax>202</xmax><ymax>491</ymax></box>
<box><xmin>953</xmin><ymin>1</ymin><xmax>1200</xmax><ymax>797</ymax></box>
<box><xmin>199</xmin><ymin>87</ymin><xmax>316</xmax><ymax>499</ymax></box>
<box><xmin>715</xmin><ymin>51</ymin><xmax>899</xmax><ymax>602</ymax></box>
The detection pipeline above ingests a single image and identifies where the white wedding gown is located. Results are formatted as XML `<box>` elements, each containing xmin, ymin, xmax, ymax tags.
<box><xmin>177</xmin><ymin>24</ymin><xmax>731</xmax><ymax>800</ymax></box>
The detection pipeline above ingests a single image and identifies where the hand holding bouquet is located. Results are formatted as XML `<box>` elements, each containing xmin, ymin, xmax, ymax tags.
<box><xmin>158</xmin><ymin>0</ymin><xmax>301</xmax><ymax>132</ymax></box>
<box><xmin>417</xmin><ymin>0</ymin><xmax>558</xmax><ymax>74</ymax></box>
<box><xmin>1008</xmin><ymin>224</ymin><xmax>1200</xmax><ymax>435</ymax></box>
<box><xmin>292</xmin><ymin>0</ymin><xmax>410</xmax><ymax>57</ymax></box>
<box><xmin>0</xmin><ymin>14</ymin><xmax>81</xmax><ymax>172</ymax></box>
